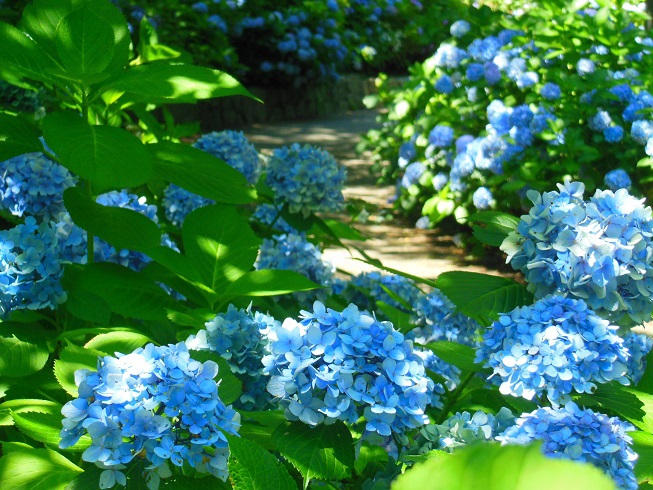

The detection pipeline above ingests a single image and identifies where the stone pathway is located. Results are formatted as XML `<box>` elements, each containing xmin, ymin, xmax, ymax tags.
<box><xmin>243</xmin><ymin>109</ymin><xmax>506</xmax><ymax>281</ymax></box>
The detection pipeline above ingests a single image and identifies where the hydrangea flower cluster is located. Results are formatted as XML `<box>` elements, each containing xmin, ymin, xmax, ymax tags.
<box><xmin>0</xmin><ymin>152</ymin><xmax>76</xmax><ymax>221</ymax></box>
<box><xmin>475</xmin><ymin>295</ymin><xmax>630</xmax><ymax>404</ymax></box>
<box><xmin>623</xmin><ymin>331</ymin><xmax>653</xmax><ymax>384</ymax></box>
<box><xmin>265</xmin><ymin>143</ymin><xmax>346</xmax><ymax>217</ymax></box>
<box><xmin>498</xmin><ymin>402</ymin><xmax>638</xmax><ymax>490</ymax></box>
<box><xmin>162</xmin><ymin>184</ymin><xmax>213</xmax><ymax>228</ymax></box>
<box><xmin>501</xmin><ymin>181</ymin><xmax>653</xmax><ymax>325</ymax></box>
<box><xmin>250</xmin><ymin>203</ymin><xmax>296</xmax><ymax>234</ymax></box>
<box><xmin>604</xmin><ymin>169</ymin><xmax>632</xmax><ymax>191</ymax></box>
<box><xmin>59</xmin><ymin>342</ymin><xmax>240</xmax><ymax>488</ymax></box>
<box><xmin>338</xmin><ymin>271</ymin><xmax>423</xmax><ymax>315</ymax></box>
<box><xmin>0</xmin><ymin>217</ymin><xmax>66</xmax><ymax>317</ymax></box>
<box><xmin>185</xmin><ymin>305</ymin><xmax>279</xmax><ymax>410</ymax></box>
<box><xmin>254</xmin><ymin>232</ymin><xmax>335</xmax><ymax>301</ymax></box>
<box><xmin>262</xmin><ymin>302</ymin><xmax>434</xmax><ymax>438</ymax></box>
<box><xmin>192</xmin><ymin>131</ymin><xmax>261</xmax><ymax>185</ymax></box>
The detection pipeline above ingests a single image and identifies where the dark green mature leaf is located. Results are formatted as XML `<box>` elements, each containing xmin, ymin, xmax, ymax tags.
<box><xmin>0</xmin><ymin>446</ymin><xmax>83</xmax><ymax>490</ymax></box>
<box><xmin>54</xmin><ymin>343</ymin><xmax>103</xmax><ymax>396</ymax></box>
<box><xmin>150</xmin><ymin>142</ymin><xmax>256</xmax><ymax>204</ymax></box>
<box><xmin>69</xmin><ymin>262</ymin><xmax>174</xmax><ymax>321</ymax></box>
<box><xmin>43</xmin><ymin>112</ymin><xmax>153</xmax><ymax>192</ymax></box>
<box><xmin>272</xmin><ymin>421</ymin><xmax>355</xmax><ymax>483</ymax></box>
<box><xmin>392</xmin><ymin>443</ymin><xmax>615</xmax><ymax>490</ymax></box>
<box><xmin>223</xmin><ymin>270</ymin><xmax>320</xmax><ymax>298</ymax></box>
<box><xmin>0</xmin><ymin>324</ymin><xmax>50</xmax><ymax>378</ymax></box>
<box><xmin>0</xmin><ymin>113</ymin><xmax>42</xmax><ymax>160</ymax></box>
<box><xmin>64</xmin><ymin>187</ymin><xmax>161</xmax><ymax>252</ymax></box>
<box><xmin>434</xmin><ymin>272</ymin><xmax>532</xmax><ymax>327</ymax></box>
<box><xmin>631</xmin><ymin>430</ymin><xmax>653</xmax><ymax>482</ymax></box>
<box><xmin>467</xmin><ymin>211</ymin><xmax>520</xmax><ymax>247</ymax></box>
<box><xmin>55</xmin><ymin>5</ymin><xmax>114</xmax><ymax>79</ymax></box>
<box><xmin>107</xmin><ymin>63</ymin><xmax>259</xmax><ymax>104</ymax></box>
<box><xmin>183</xmin><ymin>205</ymin><xmax>261</xmax><ymax>294</ymax></box>
<box><xmin>424</xmin><ymin>341</ymin><xmax>481</xmax><ymax>373</ymax></box>
<box><xmin>228</xmin><ymin>435</ymin><xmax>298</xmax><ymax>490</ymax></box>
<box><xmin>0</xmin><ymin>21</ymin><xmax>59</xmax><ymax>85</ymax></box>
<box><xmin>576</xmin><ymin>383</ymin><xmax>653</xmax><ymax>433</ymax></box>
<box><xmin>239</xmin><ymin>411</ymin><xmax>287</xmax><ymax>450</ymax></box>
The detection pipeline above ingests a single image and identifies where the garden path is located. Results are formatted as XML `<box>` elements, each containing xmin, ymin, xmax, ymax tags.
<box><xmin>243</xmin><ymin>109</ymin><xmax>505</xmax><ymax>281</ymax></box>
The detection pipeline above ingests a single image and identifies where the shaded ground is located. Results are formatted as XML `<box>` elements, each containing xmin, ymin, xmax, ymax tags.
<box><xmin>243</xmin><ymin>109</ymin><xmax>507</xmax><ymax>281</ymax></box>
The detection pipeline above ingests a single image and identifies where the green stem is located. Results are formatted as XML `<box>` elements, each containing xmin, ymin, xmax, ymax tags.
<box><xmin>435</xmin><ymin>371</ymin><xmax>476</xmax><ymax>425</ymax></box>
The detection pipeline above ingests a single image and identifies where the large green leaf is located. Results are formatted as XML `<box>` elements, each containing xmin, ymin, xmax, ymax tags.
<box><xmin>0</xmin><ymin>446</ymin><xmax>83</xmax><ymax>490</ymax></box>
<box><xmin>223</xmin><ymin>270</ymin><xmax>321</xmax><ymax>298</ymax></box>
<box><xmin>63</xmin><ymin>187</ymin><xmax>161</xmax><ymax>252</ymax></box>
<box><xmin>434</xmin><ymin>271</ymin><xmax>532</xmax><ymax>327</ymax></box>
<box><xmin>0</xmin><ymin>399</ymin><xmax>61</xmax><ymax>426</ymax></box>
<box><xmin>67</xmin><ymin>262</ymin><xmax>174</xmax><ymax>322</ymax></box>
<box><xmin>272</xmin><ymin>421</ymin><xmax>355</xmax><ymax>483</ymax></box>
<box><xmin>0</xmin><ymin>113</ymin><xmax>43</xmax><ymax>161</ymax></box>
<box><xmin>149</xmin><ymin>142</ymin><xmax>256</xmax><ymax>205</ymax></box>
<box><xmin>42</xmin><ymin>112</ymin><xmax>153</xmax><ymax>192</ymax></box>
<box><xmin>106</xmin><ymin>63</ymin><xmax>258</xmax><ymax>104</ymax></box>
<box><xmin>467</xmin><ymin>211</ymin><xmax>520</xmax><ymax>247</ymax></box>
<box><xmin>632</xmin><ymin>430</ymin><xmax>653</xmax><ymax>483</ymax></box>
<box><xmin>55</xmin><ymin>5</ymin><xmax>114</xmax><ymax>79</ymax></box>
<box><xmin>424</xmin><ymin>341</ymin><xmax>481</xmax><ymax>373</ymax></box>
<box><xmin>576</xmin><ymin>382</ymin><xmax>653</xmax><ymax>433</ymax></box>
<box><xmin>0</xmin><ymin>21</ymin><xmax>59</xmax><ymax>85</ymax></box>
<box><xmin>0</xmin><ymin>324</ymin><xmax>51</xmax><ymax>378</ymax></box>
<box><xmin>239</xmin><ymin>411</ymin><xmax>287</xmax><ymax>450</ymax></box>
<box><xmin>391</xmin><ymin>443</ymin><xmax>616</xmax><ymax>490</ymax></box>
<box><xmin>54</xmin><ymin>343</ymin><xmax>103</xmax><ymax>396</ymax></box>
<box><xmin>227</xmin><ymin>435</ymin><xmax>298</xmax><ymax>490</ymax></box>
<box><xmin>12</xmin><ymin>411</ymin><xmax>91</xmax><ymax>451</ymax></box>
<box><xmin>85</xmin><ymin>331</ymin><xmax>152</xmax><ymax>355</ymax></box>
<box><xmin>183</xmin><ymin>205</ymin><xmax>260</xmax><ymax>294</ymax></box>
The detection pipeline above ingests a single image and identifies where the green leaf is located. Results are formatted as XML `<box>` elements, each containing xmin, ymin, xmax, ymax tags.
<box><xmin>54</xmin><ymin>343</ymin><xmax>103</xmax><ymax>396</ymax></box>
<box><xmin>149</xmin><ymin>142</ymin><xmax>256</xmax><ymax>204</ymax></box>
<box><xmin>183</xmin><ymin>205</ymin><xmax>260</xmax><ymax>294</ymax></box>
<box><xmin>631</xmin><ymin>430</ymin><xmax>653</xmax><ymax>483</ymax></box>
<box><xmin>0</xmin><ymin>399</ymin><xmax>61</xmax><ymax>426</ymax></box>
<box><xmin>0</xmin><ymin>324</ymin><xmax>50</xmax><ymax>378</ymax></box>
<box><xmin>423</xmin><ymin>341</ymin><xmax>481</xmax><ymax>373</ymax></box>
<box><xmin>391</xmin><ymin>442</ymin><xmax>616</xmax><ymax>490</ymax></box>
<box><xmin>55</xmin><ymin>5</ymin><xmax>114</xmax><ymax>79</ymax></box>
<box><xmin>376</xmin><ymin>301</ymin><xmax>413</xmax><ymax>334</ymax></box>
<box><xmin>0</xmin><ymin>446</ymin><xmax>83</xmax><ymax>490</ymax></box>
<box><xmin>13</xmin><ymin>411</ymin><xmax>91</xmax><ymax>451</ymax></box>
<box><xmin>0</xmin><ymin>113</ymin><xmax>42</xmax><ymax>160</ymax></box>
<box><xmin>0</xmin><ymin>21</ymin><xmax>59</xmax><ymax>85</ymax></box>
<box><xmin>238</xmin><ymin>410</ymin><xmax>287</xmax><ymax>450</ymax></box>
<box><xmin>106</xmin><ymin>63</ymin><xmax>259</xmax><ymax>104</ymax></box>
<box><xmin>467</xmin><ymin>211</ymin><xmax>520</xmax><ymax>247</ymax></box>
<box><xmin>354</xmin><ymin>442</ymin><xmax>388</xmax><ymax>477</ymax></box>
<box><xmin>223</xmin><ymin>270</ymin><xmax>321</xmax><ymax>298</ymax></box>
<box><xmin>272</xmin><ymin>421</ymin><xmax>354</xmax><ymax>483</ymax></box>
<box><xmin>85</xmin><ymin>331</ymin><xmax>152</xmax><ymax>355</ymax></box>
<box><xmin>64</xmin><ymin>187</ymin><xmax>161</xmax><ymax>252</ymax></box>
<box><xmin>576</xmin><ymin>383</ymin><xmax>653</xmax><ymax>433</ymax></box>
<box><xmin>42</xmin><ymin>112</ymin><xmax>153</xmax><ymax>193</ymax></box>
<box><xmin>434</xmin><ymin>272</ymin><xmax>532</xmax><ymax>327</ymax></box>
<box><xmin>227</xmin><ymin>435</ymin><xmax>298</xmax><ymax>490</ymax></box>
<box><xmin>68</xmin><ymin>262</ymin><xmax>173</xmax><ymax>321</ymax></box>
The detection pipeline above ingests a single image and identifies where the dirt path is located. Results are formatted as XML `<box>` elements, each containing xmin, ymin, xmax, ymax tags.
<box><xmin>243</xmin><ymin>109</ymin><xmax>505</xmax><ymax>281</ymax></box>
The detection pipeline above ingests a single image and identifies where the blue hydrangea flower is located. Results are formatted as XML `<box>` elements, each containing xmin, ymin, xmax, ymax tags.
<box><xmin>0</xmin><ymin>152</ymin><xmax>76</xmax><ymax>221</ymax></box>
<box><xmin>262</xmin><ymin>302</ymin><xmax>434</xmax><ymax>437</ymax></box>
<box><xmin>498</xmin><ymin>402</ymin><xmax>638</xmax><ymax>490</ymax></box>
<box><xmin>433</xmin><ymin>44</ymin><xmax>467</xmax><ymax>69</ymax></box>
<box><xmin>398</xmin><ymin>141</ymin><xmax>417</xmax><ymax>168</ymax></box>
<box><xmin>576</xmin><ymin>58</ymin><xmax>596</xmax><ymax>75</ymax></box>
<box><xmin>455</xmin><ymin>135</ymin><xmax>475</xmax><ymax>154</ymax></box>
<box><xmin>604</xmin><ymin>169</ymin><xmax>632</xmax><ymax>191</ymax></box>
<box><xmin>476</xmin><ymin>295</ymin><xmax>630</xmax><ymax>404</ymax></box>
<box><xmin>255</xmin><ymin>232</ymin><xmax>334</xmax><ymax>302</ymax></box>
<box><xmin>484</xmin><ymin>62</ymin><xmax>502</xmax><ymax>85</ymax></box>
<box><xmin>589</xmin><ymin>110</ymin><xmax>612</xmax><ymax>131</ymax></box>
<box><xmin>428</xmin><ymin>125</ymin><xmax>454</xmax><ymax>148</ymax></box>
<box><xmin>339</xmin><ymin>271</ymin><xmax>423</xmax><ymax>316</ymax></box>
<box><xmin>623</xmin><ymin>331</ymin><xmax>653</xmax><ymax>384</ymax></box>
<box><xmin>412</xmin><ymin>348</ymin><xmax>460</xmax><ymax>409</ymax></box>
<box><xmin>540</xmin><ymin>83</ymin><xmax>561</xmax><ymax>100</ymax></box>
<box><xmin>415</xmin><ymin>216</ymin><xmax>431</xmax><ymax>229</ymax></box>
<box><xmin>487</xmin><ymin>100</ymin><xmax>512</xmax><ymax>135</ymax></box>
<box><xmin>191</xmin><ymin>2</ymin><xmax>208</xmax><ymax>13</ymax></box>
<box><xmin>466</xmin><ymin>63</ymin><xmax>484</xmax><ymax>82</ymax></box>
<box><xmin>630</xmin><ymin>120</ymin><xmax>653</xmax><ymax>145</ymax></box>
<box><xmin>432</xmin><ymin>172</ymin><xmax>448</xmax><ymax>191</ymax></box>
<box><xmin>0</xmin><ymin>217</ymin><xmax>66</xmax><ymax>317</ymax></box>
<box><xmin>207</xmin><ymin>14</ymin><xmax>227</xmax><ymax>32</ymax></box>
<box><xmin>193</xmin><ymin>131</ymin><xmax>261</xmax><ymax>185</ymax></box>
<box><xmin>401</xmin><ymin>162</ymin><xmax>425</xmax><ymax>188</ymax></box>
<box><xmin>266</xmin><ymin>143</ymin><xmax>346</xmax><ymax>217</ymax></box>
<box><xmin>516</xmin><ymin>71</ymin><xmax>539</xmax><ymax>89</ymax></box>
<box><xmin>60</xmin><ymin>342</ymin><xmax>240</xmax><ymax>486</ymax></box>
<box><xmin>250</xmin><ymin>203</ymin><xmax>296</xmax><ymax>234</ymax></box>
<box><xmin>468</xmin><ymin>36</ymin><xmax>502</xmax><ymax>62</ymax></box>
<box><xmin>162</xmin><ymin>184</ymin><xmax>213</xmax><ymax>228</ymax></box>
<box><xmin>502</xmin><ymin>181</ymin><xmax>653</xmax><ymax>325</ymax></box>
<box><xmin>450</xmin><ymin>20</ymin><xmax>470</xmax><ymax>38</ymax></box>
<box><xmin>472</xmin><ymin>187</ymin><xmax>494</xmax><ymax>210</ymax></box>
<box><xmin>604</xmin><ymin>125</ymin><xmax>624</xmax><ymax>143</ymax></box>
<box><xmin>434</xmin><ymin>75</ymin><xmax>454</xmax><ymax>94</ymax></box>
<box><xmin>186</xmin><ymin>305</ymin><xmax>279</xmax><ymax>410</ymax></box>
<box><xmin>610</xmin><ymin>84</ymin><xmax>634</xmax><ymax>102</ymax></box>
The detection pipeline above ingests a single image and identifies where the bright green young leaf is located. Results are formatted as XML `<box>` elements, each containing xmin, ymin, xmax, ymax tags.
<box><xmin>467</xmin><ymin>211</ymin><xmax>520</xmax><ymax>247</ymax></box>
<box><xmin>63</xmin><ymin>187</ymin><xmax>161</xmax><ymax>252</ymax></box>
<box><xmin>0</xmin><ymin>446</ymin><xmax>83</xmax><ymax>490</ymax></box>
<box><xmin>223</xmin><ymin>270</ymin><xmax>321</xmax><ymax>298</ymax></box>
<box><xmin>149</xmin><ymin>142</ymin><xmax>256</xmax><ymax>204</ymax></box>
<box><xmin>43</xmin><ymin>112</ymin><xmax>153</xmax><ymax>192</ymax></box>
<box><xmin>69</xmin><ymin>262</ymin><xmax>174</xmax><ymax>321</ymax></box>
<box><xmin>54</xmin><ymin>343</ymin><xmax>104</xmax><ymax>396</ymax></box>
<box><xmin>0</xmin><ymin>324</ymin><xmax>50</xmax><ymax>378</ymax></box>
<box><xmin>272</xmin><ymin>421</ymin><xmax>355</xmax><ymax>483</ymax></box>
<box><xmin>0</xmin><ymin>399</ymin><xmax>61</xmax><ymax>426</ymax></box>
<box><xmin>632</xmin><ymin>430</ymin><xmax>653</xmax><ymax>483</ymax></box>
<box><xmin>424</xmin><ymin>341</ymin><xmax>481</xmax><ymax>373</ymax></box>
<box><xmin>434</xmin><ymin>271</ymin><xmax>532</xmax><ymax>327</ymax></box>
<box><xmin>105</xmin><ymin>63</ymin><xmax>259</xmax><ymax>104</ymax></box>
<box><xmin>0</xmin><ymin>21</ymin><xmax>59</xmax><ymax>86</ymax></box>
<box><xmin>183</xmin><ymin>205</ymin><xmax>261</xmax><ymax>294</ymax></box>
<box><xmin>354</xmin><ymin>443</ymin><xmax>389</xmax><ymax>477</ymax></box>
<box><xmin>85</xmin><ymin>331</ymin><xmax>152</xmax><ymax>355</ymax></box>
<box><xmin>12</xmin><ymin>411</ymin><xmax>91</xmax><ymax>451</ymax></box>
<box><xmin>227</xmin><ymin>435</ymin><xmax>298</xmax><ymax>490</ymax></box>
<box><xmin>55</xmin><ymin>5</ymin><xmax>114</xmax><ymax>79</ymax></box>
<box><xmin>0</xmin><ymin>113</ymin><xmax>43</xmax><ymax>160</ymax></box>
<box><xmin>392</xmin><ymin>442</ymin><xmax>616</xmax><ymax>490</ymax></box>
